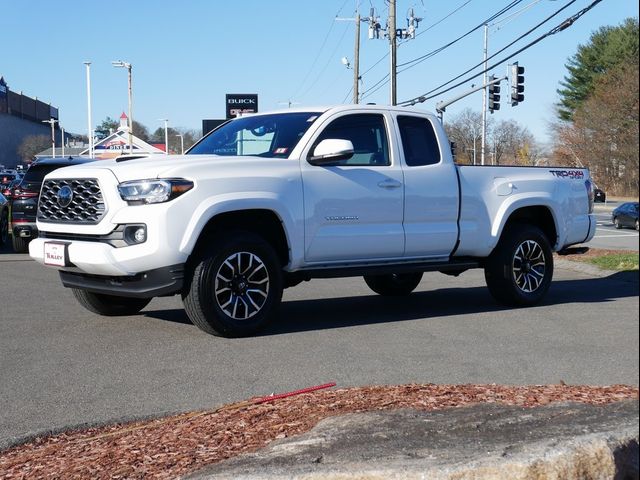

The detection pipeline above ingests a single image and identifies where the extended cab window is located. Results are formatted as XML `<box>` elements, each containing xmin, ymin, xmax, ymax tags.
<box><xmin>310</xmin><ymin>114</ymin><xmax>390</xmax><ymax>166</ymax></box>
<box><xmin>188</xmin><ymin>112</ymin><xmax>320</xmax><ymax>158</ymax></box>
<box><xmin>397</xmin><ymin>115</ymin><xmax>441</xmax><ymax>167</ymax></box>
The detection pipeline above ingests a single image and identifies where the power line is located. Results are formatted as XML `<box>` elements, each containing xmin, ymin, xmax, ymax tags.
<box><xmin>293</xmin><ymin>0</ymin><xmax>352</xmax><ymax>99</ymax></box>
<box><xmin>399</xmin><ymin>0</ymin><xmax>605</xmax><ymax>106</ymax></box>
<box><xmin>397</xmin><ymin>0</ymin><xmax>525</xmax><ymax>69</ymax></box>
<box><xmin>360</xmin><ymin>0</ymin><xmax>476</xmax><ymax>78</ymax></box>
<box><xmin>299</xmin><ymin>21</ymin><xmax>352</xmax><ymax>101</ymax></box>
<box><xmin>399</xmin><ymin>0</ymin><xmax>577</xmax><ymax>80</ymax></box>
<box><xmin>359</xmin><ymin>0</ymin><xmax>524</xmax><ymax>100</ymax></box>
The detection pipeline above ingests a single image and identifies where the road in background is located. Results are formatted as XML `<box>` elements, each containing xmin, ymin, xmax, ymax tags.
<box><xmin>0</xmin><ymin>247</ymin><xmax>637</xmax><ymax>450</ymax></box>
<box><xmin>586</xmin><ymin>201</ymin><xmax>639</xmax><ymax>251</ymax></box>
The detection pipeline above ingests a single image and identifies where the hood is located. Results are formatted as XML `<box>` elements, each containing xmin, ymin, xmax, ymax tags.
<box><xmin>51</xmin><ymin>154</ymin><xmax>283</xmax><ymax>183</ymax></box>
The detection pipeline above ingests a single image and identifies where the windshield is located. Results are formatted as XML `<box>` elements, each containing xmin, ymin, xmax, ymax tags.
<box><xmin>188</xmin><ymin>112</ymin><xmax>322</xmax><ymax>158</ymax></box>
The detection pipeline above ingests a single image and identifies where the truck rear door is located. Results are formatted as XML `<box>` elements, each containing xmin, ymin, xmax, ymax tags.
<box><xmin>394</xmin><ymin>114</ymin><xmax>459</xmax><ymax>259</ymax></box>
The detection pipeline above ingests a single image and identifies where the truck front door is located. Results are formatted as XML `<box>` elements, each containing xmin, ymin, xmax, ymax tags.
<box><xmin>301</xmin><ymin>112</ymin><xmax>404</xmax><ymax>264</ymax></box>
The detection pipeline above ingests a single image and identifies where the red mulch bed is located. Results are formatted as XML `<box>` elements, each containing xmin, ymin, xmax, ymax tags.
<box><xmin>0</xmin><ymin>383</ymin><xmax>637</xmax><ymax>479</ymax></box>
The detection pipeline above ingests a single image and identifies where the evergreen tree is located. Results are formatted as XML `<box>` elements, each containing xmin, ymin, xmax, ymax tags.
<box><xmin>557</xmin><ymin>18</ymin><xmax>638</xmax><ymax>121</ymax></box>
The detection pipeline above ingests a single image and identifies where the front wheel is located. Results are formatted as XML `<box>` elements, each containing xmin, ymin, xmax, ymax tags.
<box><xmin>72</xmin><ymin>289</ymin><xmax>151</xmax><ymax>316</ymax></box>
<box><xmin>613</xmin><ymin>217</ymin><xmax>622</xmax><ymax>229</ymax></box>
<box><xmin>364</xmin><ymin>272</ymin><xmax>423</xmax><ymax>296</ymax></box>
<box><xmin>182</xmin><ymin>232</ymin><xmax>283</xmax><ymax>337</ymax></box>
<box><xmin>484</xmin><ymin>224</ymin><xmax>553</xmax><ymax>306</ymax></box>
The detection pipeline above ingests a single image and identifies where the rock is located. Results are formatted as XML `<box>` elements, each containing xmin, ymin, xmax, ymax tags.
<box><xmin>188</xmin><ymin>400</ymin><xmax>639</xmax><ymax>480</ymax></box>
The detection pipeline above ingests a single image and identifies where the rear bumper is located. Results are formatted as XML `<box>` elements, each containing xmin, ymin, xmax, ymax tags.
<box><xmin>59</xmin><ymin>264</ymin><xmax>185</xmax><ymax>298</ymax></box>
<box><xmin>12</xmin><ymin>222</ymin><xmax>37</xmax><ymax>239</ymax></box>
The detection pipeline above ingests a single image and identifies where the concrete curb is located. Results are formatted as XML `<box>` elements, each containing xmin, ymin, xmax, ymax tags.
<box><xmin>189</xmin><ymin>401</ymin><xmax>639</xmax><ymax>480</ymax></box>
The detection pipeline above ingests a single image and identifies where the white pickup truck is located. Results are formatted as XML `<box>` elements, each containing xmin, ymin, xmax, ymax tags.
<box><xmin>30</xmin><ymin>105</ymin><xmax>596</xmax><ymax>337</ymax></box>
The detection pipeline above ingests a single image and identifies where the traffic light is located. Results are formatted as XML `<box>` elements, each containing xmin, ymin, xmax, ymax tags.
<box><xmin>488</xmin><ymin>75</ymin><xmax>500</xmax><ymax>114</ymax></box>
<box><xmin>510</xmin><ymin>62</ymin><xmax>525</xmax><ymax>106</ymax></box>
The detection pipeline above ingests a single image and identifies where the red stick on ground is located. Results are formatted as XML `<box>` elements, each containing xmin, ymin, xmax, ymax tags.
<box><xmin>254</xmin><ymin>382</ymin><xmax>337</xmax><ymax>404</ymax></box>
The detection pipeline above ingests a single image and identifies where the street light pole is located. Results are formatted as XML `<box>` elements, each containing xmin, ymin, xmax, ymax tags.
<box><xmin>112</xmin><ymin>61</ymin><xmax>133</xmax><ymax>154</ymax></box>
<box><xmin>175</xmin><ymin>134</ymin><xmax>184</xmax><ymax>155</ymax></box>
<box><xmin>159</xmin><ymin>119</ymin><xmax>169</xmax><ymax>154</ymax></box>
<box><xmin>42</xmin><ymin>118</ymin><xmax>58</xmax><ymax>158</ymax></box>
<box><xmin>61</xmin><ymin>125</ymin><xmax>65</xmax><ymax>157</ymax></box>
<box><xmin>481</xmin><ymin>24</ymin><xmax>488</xmax><ymax>166</ymax></box>
<box><xmin>83</xmin><ymin>61</ymin><xmax>94</xmax><ymax>158</ymax></box>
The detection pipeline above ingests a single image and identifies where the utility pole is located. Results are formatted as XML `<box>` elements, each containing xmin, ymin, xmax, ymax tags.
<box><xmin>481</xmin><ymin>24</ymin><xmax>488</xmax><ymax>166</ymax></box>
<box><xmin>366</xmin><ymin>3</ymin><xmax>419</xmax><ymax>106</ymax></box>
<box><xmin>353</xmin><ymin>11</ymin><xmax>361</xmax><ymax>103</ymax></box>
<box><xmin>389</xmin><ymin>0</ymin><xmax>397</xmax><ymax>106</ymax></box>
<box><xmin>337</xmin><ymin>3</ymin><xmax>368</xmax><ymax>104</ymax></box>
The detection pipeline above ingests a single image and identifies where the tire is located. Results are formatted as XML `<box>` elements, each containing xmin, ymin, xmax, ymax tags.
<box><xmin>182</xmin><ymin>231</ymin><xmax>283</xmax><ymax>337</ymax></box>
<box><xmin>635</xmin><ymin>219</ymin><xmax>639</xmax><ymax>232</ymax></box>
<box><xmin>484</xmin><ymin>224</ymin><xmax>553</xmax><ymax>306</ymax></box>
<box><xmin>613</xmin><ymin>217</ymin><xmax>622</xmax><ymax>229</ymax></box>
<box><xmin>12</xmin><ymin>234</ymin><xmax>30</xmax><ymax>253</ymax></box>
<box><xmin>0</xmin><ymin>211</ymin><xmax>8</xmax><ymax>246</ymax></box>
<box><xmin>72</xmin><ymin>289</ymin><xmax>151</xmax><ymax>316</ymax></box>
<box><xmin>364</xmin><ymin>272</ymin><xmax>423</xmax><ymax>296</ymax></box>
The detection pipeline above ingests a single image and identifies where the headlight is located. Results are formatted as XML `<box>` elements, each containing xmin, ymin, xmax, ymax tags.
<box><xmin>118</xmin><ymin>179</ymin><xmax>193</xmax><ymax>205</ymax></box>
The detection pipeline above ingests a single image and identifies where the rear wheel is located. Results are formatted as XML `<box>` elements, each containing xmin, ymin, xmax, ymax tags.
<box><xmin>12</xmin><ymin>235</ymin><xmax>30</xmax><ymax>253</ymax></box>
<box><xmin>72</xmin><ymin>289</ymin><xmax>151</xmax><ymax>316</ymax></box>
<box><xmin>484</xmin><ymin>224</ymin><xmax>553</xmax><ymax>306</ymax></box>
<box><xmin>635</xmin><ymin>219</ymin><xmax>639</xmax><ymax>231</ymax></box>
<box><xmin>364</xmin><ymin>272</ymin><xmax>423</xmax><ymax>296</ymax></box>
<box><xmin>182</xmin><ymin>232</ymin><xmax>283</xmax><ymax>337</ymax></box>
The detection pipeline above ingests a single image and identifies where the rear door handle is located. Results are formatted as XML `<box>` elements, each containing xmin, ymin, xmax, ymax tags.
<box><xmin>377</xmin><ymin>179</ymin><xmax>402</xmax><ymax>189</ymax></box>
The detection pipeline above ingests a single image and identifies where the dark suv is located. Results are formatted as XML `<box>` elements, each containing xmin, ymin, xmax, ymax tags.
<box><xmin>10</xmin><ymin>157</ymin><xmax>96</xmax><ymax>253</ymax></box>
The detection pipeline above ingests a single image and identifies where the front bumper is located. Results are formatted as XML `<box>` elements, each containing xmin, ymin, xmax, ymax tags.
<box><xmin>59</xmin><ymin>264</ymin><xmax>185</xmax><ymax>298</ymax></box>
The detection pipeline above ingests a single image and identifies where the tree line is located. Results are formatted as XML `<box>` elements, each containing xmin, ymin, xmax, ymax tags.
<box><xmin>552</xmin><ymin>17</ymin><xmax>638</xmax><ymax>197</ymax></box>
<box><xmin>444</xmin><ymin>18</ymin><xmax>638</xmax><ymax>198</ymax></box>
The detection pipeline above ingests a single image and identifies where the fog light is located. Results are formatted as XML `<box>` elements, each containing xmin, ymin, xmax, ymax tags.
<box><xmin>123</xmin><ymin>224</ymin><xmax>147</xmax><ymax>245</ymax></box>
<box><xmin>134</xmin><ymin>227</ymin><xmax>146</xmax><ymax>243</ymax></box>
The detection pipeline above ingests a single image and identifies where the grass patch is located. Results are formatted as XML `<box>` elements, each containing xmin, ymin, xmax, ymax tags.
<box><xmin>586</xmin><ymin>253</ymin><xmax>639</xmax><ymax>271</ymax></box>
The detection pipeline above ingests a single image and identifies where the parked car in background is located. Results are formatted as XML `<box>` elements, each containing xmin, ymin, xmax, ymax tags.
<box><xmin>10</xmin><ymin>157</ymin><xmax>96</xmax><ymax>253</ymax></box>
<box><xmin>612</xmin><ymin>202</ymin><xmax>639</xmax><ymax>231</ymax></box>
<box><xmin>1</xmin><ymin>172</ymin><xmax>18</xmax><ymax>190</ymax></box>
<box><xmin>0</xmin><ymin>192</ymin><xmax>9</xmax><ymax>246</ymax></box>
<box><xmin>593</xmin><ymin>186</ymin><xmax>606</xmax><ymax>203</ymax></box>
<box><xmin>1</xmin><ymin>178</ymin><xmax>22</xmax><ymax>200</ymax></box>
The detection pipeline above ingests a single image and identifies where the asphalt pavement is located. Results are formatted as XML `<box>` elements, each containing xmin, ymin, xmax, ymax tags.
<box><xmin>0</xmin><ymin>244</ymin><xmax>638</xmax><ymax>450</ymax></box>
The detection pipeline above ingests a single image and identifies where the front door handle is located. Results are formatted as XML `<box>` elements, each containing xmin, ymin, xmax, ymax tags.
<box><xmin>377</xmin><ymin>179</ymin><xmax>402</xmax><ymax>189</ymax></box>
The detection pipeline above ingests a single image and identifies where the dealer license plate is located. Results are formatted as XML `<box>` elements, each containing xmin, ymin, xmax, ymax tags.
<box><xmin>44</xmin><ymin>242</ymin><xmax>67</xmax><ymax>267</ymax></box>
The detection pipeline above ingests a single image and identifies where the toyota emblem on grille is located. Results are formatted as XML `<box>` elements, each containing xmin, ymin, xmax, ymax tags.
<box><xmin>57</xmin><ymin>185</ymin><xmax>73</xmax><ymax>208</ymax></box>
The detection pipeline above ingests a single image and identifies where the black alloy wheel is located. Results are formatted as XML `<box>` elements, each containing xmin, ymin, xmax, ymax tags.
<box><xmin>182</xmin><ymin>231</ymin><xmax>283</xmax><ymax>337</ymax></box>
<box><xmin>484</xmin><ymin>224</ymin><xmax>554</xmax><ymax>306</ymax></box>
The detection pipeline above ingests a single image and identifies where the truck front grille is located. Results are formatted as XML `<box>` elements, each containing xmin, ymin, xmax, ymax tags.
<box><xmin>38</xmin><ymin>178</ymin><xmax>106</xmax><ymax>224</ymax></box>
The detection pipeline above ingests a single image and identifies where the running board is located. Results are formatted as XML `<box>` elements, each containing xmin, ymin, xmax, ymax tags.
<box><xmin>299</xmin><ymin>258</ymin><xmax>480</xmax><ymax>279</ymax></box>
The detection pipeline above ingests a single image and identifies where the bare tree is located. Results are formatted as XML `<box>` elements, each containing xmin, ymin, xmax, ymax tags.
<box><xmin>17</xmin><ymin>135</ymin><xmax>50</xmax><ymax>162</ymax></box>
<box><xmin>443</xmin><ymin>109</ymin><xmax>483</xmax><ymax>165</ymax></box>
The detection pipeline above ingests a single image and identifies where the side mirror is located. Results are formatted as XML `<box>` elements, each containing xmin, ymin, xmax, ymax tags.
<box><xmin>309</xmin><ymin>139</ymin><xmax>354</xmax><ymax>165</ymax></box>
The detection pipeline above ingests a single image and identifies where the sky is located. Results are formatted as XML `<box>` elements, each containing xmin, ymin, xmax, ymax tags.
<box><xmin>1</xmin><ymin>0</ymin><xmax>638</xmax><ymax>145</ymax></box>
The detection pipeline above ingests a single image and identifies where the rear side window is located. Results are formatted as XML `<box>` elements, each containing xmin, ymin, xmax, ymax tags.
<box><xmin>310</xmin><ymin>113</ymin><xmax>390</xmax><ymax>166</ymax></box>
<box><xmin>397</xmin><ymin>115</ymin><xmax>441</xmax><ymax>167</ymax></box>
